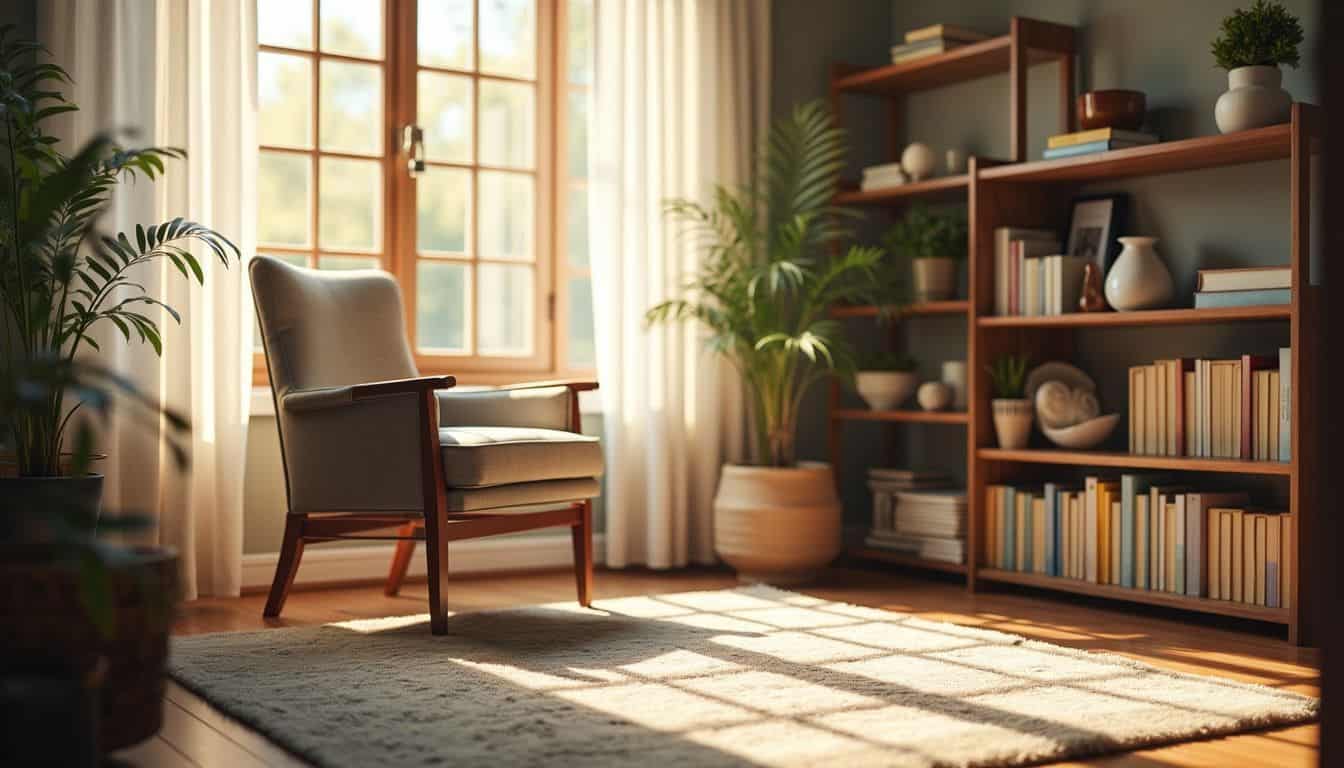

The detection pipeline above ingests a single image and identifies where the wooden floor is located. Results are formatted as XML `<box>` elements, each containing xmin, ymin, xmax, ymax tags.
<box><xmin>116</xmin><ymin>565</ymin><xmax>1320</xmax><ymax>767</ymax></box>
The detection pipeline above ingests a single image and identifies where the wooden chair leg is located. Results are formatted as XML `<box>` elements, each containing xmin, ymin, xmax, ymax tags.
<box><xmin>571</xmin><ymin>500</ymin><xmax>593</xmax><ymax>607</ymax></box>
<box><xmin>384</xmin><ymin>522</ymin><xmax>419</xmax><ymax>596</ymax></box>
<box><xmin>423</xmin><ymin>503</ymin><xmax>451</xmax><ymax>635</ymax></box>
<box><xmin>264</xmin><ymin>515</ymin><xmax>306</xmax><ymax>618</ymax></box>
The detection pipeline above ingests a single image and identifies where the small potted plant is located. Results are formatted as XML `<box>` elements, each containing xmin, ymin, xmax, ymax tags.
<box><xmin>855</xmin><ymin>352</ymin><xmax>918</xmax><ymax>411</ymax></box>
<box><xmin>1211</xmin><ymin>0</ymin><xmax>1303</xmax><ymax>133</ymax></box>
<box><xmin>883</xmin><ymin>204</ymin><xmax>967</xmax><ymax>302</ymax></box>
<box><xmin>987</xmin><ymin>354</ymin><xmax>1032</xmax><ymax>449</ymax></box>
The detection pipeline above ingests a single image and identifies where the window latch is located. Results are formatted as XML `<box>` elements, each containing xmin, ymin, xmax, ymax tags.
<box><xmin>402</xmin><ymin>124</ymin><xmax>426</xmax><ymax>178</ymax></box>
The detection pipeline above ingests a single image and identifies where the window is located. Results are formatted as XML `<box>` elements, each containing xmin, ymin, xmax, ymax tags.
<box><xmin>255</xmin><ymin>0</ymin><xmax>595</xmax><ymax>381</ymax></box>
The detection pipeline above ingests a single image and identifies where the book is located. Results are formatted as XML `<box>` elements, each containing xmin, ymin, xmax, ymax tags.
<box><xmin>1010</xmin><ymin>238</ymin><xmax>1060</xmax><ymax>315</ymax></box>
<box><xmin>993</xmin><ymin>228</ymin><xmax>1056</xmax><ymax>315</ymax></box>
<box><xmin>1119</xmin><ymin>474</ymin><xmax>1167</xmax><ymax>589</ymax></box>
<box><xmin>1254</xmin><ymin>515</ymin><xmax>1267</xmax><ymax>605</ymax></box>
<box><xmin>1243</xmin><ymin>512</ymin><xmax>1256</xmax><ymax>604</ymax></box>
<box><xmin>1219</xmin><ymin>509</ymin><xmax>1233</xmax><ymax>599</ymax></box>
<box><xmin>1196</xmin><ymin>265</ymin><xmax>1291</xmax><ymax>292</ymax></box>
<box><xmin>1084</xmin><ymin>477</ymin><xmax>1099</xmax><ymax>583</ymax></box>
<box><xmin>1131</xmin><ymin>366</ymin><xmax>1146</xmax><ymax>453</ymax></box>
<box><xmin>1173</xmin><ymin>494</ymin><xmax>1187</xmax><ymax>594</ymax></box>
<box><xmin>1193</xmin><ymin>288</ymin><xmax>1291</xmax><ymax>308</ymax></box>
<box><xmin>1144</xmin><ymin>363</ymin><xmax>1158</xmax><ymax>455</ymax></box>
<box><xmin>904</xmin><ymin>24</ymin><xmax>990</xmax><ymax>43</ymax></box>
<box><xmin>1156</xmin><ymin>499</ymin><xmax>1166</xmax><ymax>591</ymax></box>
<box><xmin>1230</xmin><ymin>509</ymin><xmax>1244</xmax><ymax>602</ymax></box>
<box><xmin>1042</xmin><ymin>254</ymin><xmax>1087</xmax><ymax>315</ymax></box>
<box><xmin>1033</xmin><ymin>496</ymin><xmax>1047</xmax><ymax>573</ymax></box>
<box><xmin>1017</xmin><ymin>491</ymin><xmax>1030</xmax><ymax>570</ymax></box>
<box><xmin>1240</xmin><ymin>354</ymin><xmax>1276</xmax><ymax>459</ymax></box>
<box><xmin>1138</xmin><ymin>495</ymin><xmax>1152</xmax><ymax>588</ymax></box>
<box><xmin>1166</xmin><ymin>499</ymin><xmax>1180</xmax><ymax>594</ymax></box>
<box><xmin>1110</xmin><ymin>500</ymin><xmax>1122</xmax><ymax>585</ymax></box>
<box><xmin>1043</xmin><ymin>482</ymin><xmax>1059</xmax><ymax>577</ymax></box>
<box><xmin>1266</xmin><ymin>514</ymin><xmax>1281</xmax><ymax>608</ymax></box>
<box><xmin>891</xmin><ymin>39</ymin><xmax>964</xmax><ymax>62</ymax></box>
<box><xmin>1279</xmin><ymin>348</ymin><xmax>1291</xmax><ymax>460</ymax></box>
<box><xmin>1003</xmin><ymin>486</ymin><xmax>1016</xmax><ymax>570</ymax></box>
<box><xmin>1254</xmin><ymin>370</ymin><xmax>1270</xmax><ymax>460</ymax></box>
<box><xmin>1046</xmin><ymin>128</ymin><xmax>1159</xmax><ymax>149</ymax></box>
<box><xmin>1042</xmin><ymin>139</ymin><xmax>1154</xmax><ymax>159</ymax></box>
<box><xmin>1282</xmin><ymin>516</ymin><xmax>1293</xmax><ymax>609</ymax></box>
<box><xmin>1184</xmin><ymin>371</ymin><xmax>1196</xmax><ymax>458</ymax></box>
<box><xmin>1208</xmin><ymin>505</ymin><xmax>1221</xmax><ymax>600</ymax></box>
<box><xmin>1186</xmin><ymin>491</ymin><xmax>1249</xmax><ymax>598</ymax></box>
<box><xmin>1269</xmin><ymin>370</ymin><xmax>1281</xmax><ymax>460</ymax></box>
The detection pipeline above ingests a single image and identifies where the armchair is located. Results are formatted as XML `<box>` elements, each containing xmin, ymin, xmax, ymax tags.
<box><xmin>250</xmin><ymin>257</ymin><xmax>601</xmax><ymax>634</ymax></box>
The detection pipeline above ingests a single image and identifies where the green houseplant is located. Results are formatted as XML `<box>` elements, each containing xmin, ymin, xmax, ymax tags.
<box><xmin>0</xmin><ymin>27</ymin><xmax>233</xmax><ymax>754</ymax></box>
<box><xmin>987</xmin><ymin>354</ymin><xmax>1032</xmax><ymax>449</ymax></box>
<box><xmin>1211</xmin><ymin>0</ymin><xmax>1304</xmax><ymax>133</ymax></box>
<box><xmin>882</xmin><ymin>204</ymin><xmax>967</xmax><ymax>301</ymax></box>
<box><xmin>646</xmin><ymin>100</ymin><xmax>890</xmax><ymax>583</ymax></box>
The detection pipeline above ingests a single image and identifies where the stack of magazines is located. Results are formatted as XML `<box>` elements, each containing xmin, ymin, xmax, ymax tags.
<box><xmin>866</xmin><ymin>469</ymin><xmax>966</xmax><ymax>563</ymax></box>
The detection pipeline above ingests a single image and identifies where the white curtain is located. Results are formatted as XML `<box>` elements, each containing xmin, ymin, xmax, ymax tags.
<box><xmin>591</xmin><ymin>0</ymin><xmax>769</xmax><ymax>568</ymax></box>
<box><xmin>40</xmin><ymin>0</ymin><xmax>256</xmax><ymax>599</ymax></box>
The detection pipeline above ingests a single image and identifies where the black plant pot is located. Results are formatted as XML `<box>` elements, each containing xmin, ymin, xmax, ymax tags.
<box><xmin>0</xmin><ymin>664</ymin><xmax>104</xmax><ymax>766</ymax></box>
<box><xmin>0</xmin><ymin>474</ymin><xmax>103</xmax><ymax>529</ymax></box>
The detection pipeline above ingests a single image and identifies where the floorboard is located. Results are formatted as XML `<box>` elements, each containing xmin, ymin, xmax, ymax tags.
<box><xmin>114</xmin><ymin>565</ymin><xmax>1318</xmax><ymax>767</ymax></box>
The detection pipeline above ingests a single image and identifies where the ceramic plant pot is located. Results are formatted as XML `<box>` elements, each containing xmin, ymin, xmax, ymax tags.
<box><xmin>912</xmin><ymin>257</ymin><xmax>957</xmax><ymax>301</ymax></box>
<box><xmin>1104</xmin><ymin>237</ymin><xmax>1173</xmax><ymax>311</ymax></box>
<box><xmin>1215</xmin><ymin>65</ymin><xmax>1292</xmax><ymax>134</ymax></box>
<box><xmin>992</xmin><ymin>398</ymin><xmax>1034</xmax><ymax>449</ymax></box>
<box><xmin>713</xmin><ymin>462</ymin><xmax>842</xmax><ymax>585</ymax></box>
<box><xmin>0</xmin><ymin>474</ymin><xmax>104</xmax><ymax>529</ymax></box>
<box><xmin>855</xmin><ymin>371</ymin><xmax>918</xmax><ymax>411</ymax></box>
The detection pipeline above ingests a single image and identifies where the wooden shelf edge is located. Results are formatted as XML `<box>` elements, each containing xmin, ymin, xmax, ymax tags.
<box><xmin>977</xmin><ymin>305</ymin><xmax>1291</xmax><ymax>328</ymax></box>
<box><xmin>835</xmin><ymin>409</ymin><xmax>970</xmax><ymax>424</ymax></box>
<box><xmin>977</xmin><ymin>568</ymin><xmax>1290</xmax><ymax>623</ymax></box>
<box><xmin>977</xmin><ymin>448</ymin><xmax>1292</xmax><ymax>475</ymax></box>
<box><xmin>835</xmin><ymin>175</ymin><xmax>968</xmax><ymax>204</ymax></box>
<box><xmin>848</xmin><ymin>547</ymin><xmax>968</xmax><ymax>574</ymax></box>
<box><xmin>832</xmin><ymin>300</ymin><xmax>970</xmax><ymax>318</ymax></box>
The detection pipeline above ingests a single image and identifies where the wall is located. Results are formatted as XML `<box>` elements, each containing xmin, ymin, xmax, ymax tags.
<box><xmin>0</xmin><ymin>0</ymin><xmax>35</xmax><ymax>39</ymax></box>
<box><xmin>779</xmin><ymin>0</ymin><xmax>1320</xmax><ymax>526</ymax></box>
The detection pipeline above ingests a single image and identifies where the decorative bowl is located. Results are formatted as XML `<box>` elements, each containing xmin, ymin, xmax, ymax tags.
<box><xmin>1041</xmin><ymin>413</ymin><xmax>1121</xmax><ymax>449</ymax></box>
<box><xmin>1078</xmin><ymin>90</ymin><xmax>1146</xmax><ymax>130</ymax></box>
<box><xmin>855</xmin><ymin>371</ymin><xmax>918</xmax><ymax>411</ymax></box>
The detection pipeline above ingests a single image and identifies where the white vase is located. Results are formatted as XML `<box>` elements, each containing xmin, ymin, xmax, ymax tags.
<box><xmin>714</xmin><ymin>462</ymin><xmax>841</xmax><ymax>585</ymax></box>
<box><xmin>912</xmin><ymin>257</ymin><xmax>957</xmax><ymax>301</ymax></box>
<box><xmin>1104</xmin><ymin>236</ymin><xmax>1173</xmax><ymax>311</ymax></box>
<box><xmin>901</xmin><ymin>142</ymin><xmax>936</xmax><ymax>181</ymax></box>
<box><xmin>855</xmin><ymin>371</ymin><xmax>918</xmax><ymax>410</ymax></box>
<box><xmin>991</xmin><ymin>399</ymin><xmax>1034</xmax><ymax>449</ymax></box>
<box><xmin>1215</xmin><ymin>65</ymin><xmax>1292</xmax><ymax>134</ymax></box>
<box><xmin>941</xmin><ymin>361</ymin><xmax>967</xmax><ymax>410</ymax></box>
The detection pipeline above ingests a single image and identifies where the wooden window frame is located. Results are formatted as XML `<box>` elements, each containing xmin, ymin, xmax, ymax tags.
<box><xmin>254</xmin><ymin>0</ymin><xmax>595</xmax><ymax>387</ymax></box>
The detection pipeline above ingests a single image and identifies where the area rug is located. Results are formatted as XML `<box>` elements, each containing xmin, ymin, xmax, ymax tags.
<box><xmin>169</xmin><ymin>586</ymin><xmax>1317</xmax><ymax>767</ymax></box>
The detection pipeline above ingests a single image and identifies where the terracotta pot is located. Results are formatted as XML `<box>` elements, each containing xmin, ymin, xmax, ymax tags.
<box><xmin>714</xmin><ymin>462</ymin><xmax>841</xmax><ymax>585</ymax></box>
<box><xmin>0</xmin><ymin>547</ymin><xmax>179</xmax><ymax>752</ymax></box>
<box><xmin>912</xmin><ymin>257</ymin><xmax>957</xmax><ymax>301</ymax></box>
<box><xmin>992</xmin><ymin>399</ymin><xmax>1034</xmax><ymax>449</ymax></box>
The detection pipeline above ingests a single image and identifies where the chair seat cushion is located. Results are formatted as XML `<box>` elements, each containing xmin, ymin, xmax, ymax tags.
<box><xmin>439</xmin><ymin>427</ymin><xmax>602</xmax><ymax>488</ymax></box>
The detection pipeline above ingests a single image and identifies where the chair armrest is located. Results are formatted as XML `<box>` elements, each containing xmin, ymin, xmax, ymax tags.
<box><xmin>284</xmin><ymin>376</ymin><xmax>457</xmax><ymax>413</ymax></box>
<box><xmin>494</xmin><ymin>379</ymin><xmax>598</xmax><ymax>393</ymax></box>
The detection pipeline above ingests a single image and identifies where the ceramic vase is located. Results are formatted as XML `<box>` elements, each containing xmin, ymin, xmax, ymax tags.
<box><xmin>901</xmin><ymin>142</ymin><xmax>935</xmax><ymax>181</ymax></box>
<box><xmin>991</xmin><ymin>399</ymin><xmax>1033</xmax><ymax>449</ymax></box>
<box><xmin>912</xmin><ymin>257</ymin><xmax>957</xmax><ymax>301</ymax></box>
<box><xmin>940</xmin><ymin>361</ymin><xmax>967</xmax><ymax>410</ymax></box>
<box><xmin>1215</xmin><ymin>66</ymin><xmax>1292</xmax><ymax>134</ymax></box>
<box><xmin>1104</xmin><ymin>236</ymin><xmax>1173</xmax><ymax>311</ymax></box>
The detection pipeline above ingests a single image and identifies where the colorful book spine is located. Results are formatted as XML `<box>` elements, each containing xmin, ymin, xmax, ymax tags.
<box><xmin>1192</xmin><ymin>288</ymin><xmax>1291</xmax><ymax>308</ymax></box>
<box><xmin>1046</xmin><ymin>128</ymin><xmax>1158</xmax><ymax>149</ymax></box>
<box><xmin>1279</xmin><ymin>347</ymin><xmax>1291</xmax><ymax>460</ymax></box>
<box><xmin>1041</xmin><ymin>139</ymin><xmax>1150</xmax><ymax>159</ymax></box>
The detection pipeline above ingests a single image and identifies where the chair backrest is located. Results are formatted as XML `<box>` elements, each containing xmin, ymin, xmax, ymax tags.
<box><xmin>249</xmin><ymin>256</ymin><xmax>418</xmax><ymax>401</ymax></box>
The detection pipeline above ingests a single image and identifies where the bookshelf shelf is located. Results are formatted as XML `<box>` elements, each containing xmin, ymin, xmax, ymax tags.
<box><xmin>834</xmin><ymin>175</ymin><xmax>968</xmax><ymax>205</ymax></box>
<box><xmin>849</xmin><ymin>546</ymin><xmax>968</xmax><ymax>574</ymax></box>
<box><xmin>978</xmin><ymin>123</ymin><xmax>1295</xmax><ymax>183</ymax></box>
<box><xmin>832</xmin><ymin>35</ymin><xmax>1068</xmax><ymax>96</ymax></box>
<box><xmin>977</xmin><ymin>568</ymin><xmax>1290</xmax><ymax>624</ymax></box>
<box><xmin>977</xmin><ymin>448</ymin><xmax>1293</xmax><ymax>476</ymax></box>
<box><xmin>831</xmin><ymin>300</ymin><xmax>969</xmax><ymax>318</ymax></box>
<box><xmin>835</xmin><ymin>409</ymin><xmax>969</xmax><ymax>425</ymax></box>
<box><xmin>977</xmin><ymin>305</ymin><xmax>1291</xmax><ymax>328</ymax></box>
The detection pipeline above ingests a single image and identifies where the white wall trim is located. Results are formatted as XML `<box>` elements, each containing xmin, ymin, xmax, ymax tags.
<box><xmin>241</xmin><ymin>533</ymin><xmax>606</xmax><ymax>590</ymax></box>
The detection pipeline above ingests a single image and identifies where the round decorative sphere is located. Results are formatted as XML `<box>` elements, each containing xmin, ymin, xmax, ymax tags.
<box><xmin>901</xmin><ymin>142</ymin><xmax>936</xmax><ymax>181</ymax></box>
<box><xmin>916</xmin><ymin>381</ymin><xmax>952</xmax><ymax>411</ymax></box>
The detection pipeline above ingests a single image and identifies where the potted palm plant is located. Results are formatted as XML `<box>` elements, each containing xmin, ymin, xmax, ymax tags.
<box><xmin>647</xmin><ymin>101</ymin><xmax>895</xmax><ymax>584</ymax></box>
<box><xmin>0</xmin><ymin>28</ymin><xmax>236</xmax><ymax>755</ymax></box>
<box><xmin>882</xmin><ymin>204</ymin><xmax>967</xmax><ymax>301</ymax></box>
<box><xmin>1211</xmin><ymin>0</ymin><xmax>1304</xmax><ymax>133</ymax></box>
<box><xmin>987</xmin><ymin>354</ymin><xmax>1032</xmax><ymax>449</ymax></box>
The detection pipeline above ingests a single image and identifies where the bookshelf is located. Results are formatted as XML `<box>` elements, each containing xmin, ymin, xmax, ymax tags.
<box><xmin>827</xmin><ymin>17</ymin><xmax>1076</xmax><ymax>579</ymax></box>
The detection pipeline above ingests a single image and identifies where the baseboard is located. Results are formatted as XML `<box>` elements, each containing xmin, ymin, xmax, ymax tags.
<box><xmin>240</xmin><ymin>533</ymin><xmax>607</xmax><ymax>590</ymax></box>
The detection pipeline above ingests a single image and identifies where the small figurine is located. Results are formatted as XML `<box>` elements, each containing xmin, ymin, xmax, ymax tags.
<box><xmin>1078</xmin><ymin>262</ymin><xmax>1108</xmax><ymax>312</ymax></box>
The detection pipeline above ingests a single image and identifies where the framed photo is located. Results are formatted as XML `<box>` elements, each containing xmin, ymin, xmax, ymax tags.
<box><xmin>1065</xmin><ymin>194</ymin><xmax>1128</xmax><ymax>273</ymax></box>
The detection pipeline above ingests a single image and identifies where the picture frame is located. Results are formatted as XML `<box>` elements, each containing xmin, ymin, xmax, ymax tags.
<box><xmin>1065</xmin><ymin>194</ymin><xmax>1129</xmax><ymax>273</ymax></box>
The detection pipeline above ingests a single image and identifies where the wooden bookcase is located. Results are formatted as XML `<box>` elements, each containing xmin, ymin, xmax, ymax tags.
<box><xmin>828</xmin><ymin>19</ymin><xmax>1321</xmax><ymax>644</ymax></box>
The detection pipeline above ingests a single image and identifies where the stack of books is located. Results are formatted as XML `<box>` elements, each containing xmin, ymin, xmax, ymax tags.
<box><xmin>865</xmin><ymin>469</ymin><xmax>964</xmax><ymax>563</ymax></box>
<box><xmin>986</xmin><ymin>477</ymin><xmax>1288</xmax><ymax>608</ymax></box>
<box><xmin>1193</xmin><ymin>265</ymin><xmax>1291</xmax><ymax>308</ymax></box>
<box><xmin>1127</xmin><ymin>349</ymin><xmax>1290</xmax><ymax>460</ymax></box>
<box><xmin>859</xmin><ymin>161</ymin><xmax>907</xmax><ymax>191</ymax></box>
<box><xmin>890</xmin><ymin>24</ymin><xmax>987</xmax><ymax>64</ymax></box>
<box><xmin>992</xmin><ymin>226</ymin><xmax>1061</xmax><ymax>316</ymax></box>
<box><xmin>1042</xmin><ymin>128</ymin><xmax>1158</xmax><ymax>160</ymax></box>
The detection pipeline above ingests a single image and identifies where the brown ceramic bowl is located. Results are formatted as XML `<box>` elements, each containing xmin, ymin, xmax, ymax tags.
<box><xmin>1077</xmin><ymin>90</ymin><xmax>1146</xmax><ymax>130</ymax></box>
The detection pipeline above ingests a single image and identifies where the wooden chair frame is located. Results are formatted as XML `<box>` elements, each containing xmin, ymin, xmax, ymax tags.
<box><xmin>262</xmin><ymin>376</ymin><xmax>596</xmax><ymax>635</ymax></box>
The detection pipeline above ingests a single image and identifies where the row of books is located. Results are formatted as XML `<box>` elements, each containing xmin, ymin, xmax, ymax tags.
<box><xmin>1043</xmin><ymin>127</ymin><xmax>1158</xmax><ymax>160</ymax></box>
<box><xmin>985</xmin><ymin>476</ymin><xmax>1290</xmax><ymax>608</ymax></box>
<box><xmin>889</xmin><ymin>24</ymin><xmax>987</xmax><ymax>64</ymax></box>
<box><xmin>992</xmin><ymin>227</ymin><xmax>1064</xmax><ymax>316</ymax></box>
<box><xmin>859</xmin><ymin>161</ymin><xmax>907</xmax><ymax>191</ymax></box>
<box><xmin>865</xmin><ymin>468</ymin><xmax>966</xmax><ymax>564</ymax></box>
<box><xmin>1127</xmin><ymin>349</ymin><xmax>1291</xmax><ymax>460</ymax></box>
<box><xmin>1194</xmin><ymin>265</ymin><xmax>1292</xmax><ymax>308</ymax></box>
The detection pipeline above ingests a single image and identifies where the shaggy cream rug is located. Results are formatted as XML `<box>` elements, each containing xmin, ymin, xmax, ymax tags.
<box><xmin>169</xmin><ymin>586</ymin><xmax>1317</xmax><ymax>767</ymax></box>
